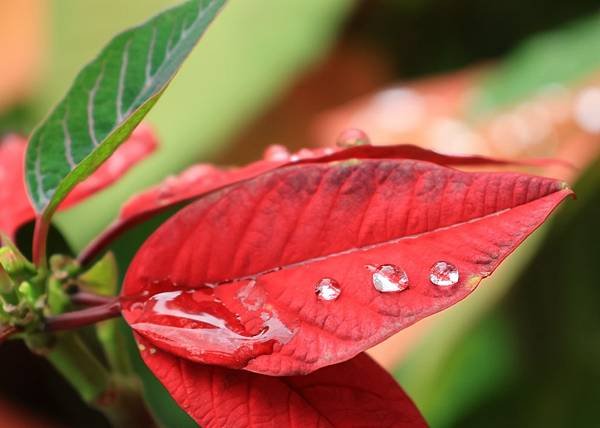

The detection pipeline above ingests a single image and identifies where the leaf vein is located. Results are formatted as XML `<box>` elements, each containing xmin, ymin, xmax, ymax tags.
<box><xmin>116</xmin><ymin>38</ymin><xmax>132</xmax><ymax>122</ymax></box>
<box><xmin>62</xmin><ymin>108</ymin><xmax>76</xmax><ymax>169</ymax></box>
<box><xmin>87</xmin><ymin>63</ymin><xmax>106</xmax><ymax>147</ymax></box>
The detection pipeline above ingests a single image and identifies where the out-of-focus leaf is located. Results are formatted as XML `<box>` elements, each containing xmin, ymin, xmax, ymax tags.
<box><xmin>395</xmin><ymin>312</ymin><xmax>517</xmax><ymax>428</ymax></box>
<box><xmin>79</xmin><ymin>252</ymin><xmax>118</xmax><ymax>296</ymax></box>
<box><xmin>0</xmin><ymin>135</ymin><xmax>37</xmax><ymax>240</ymax></box>
<box><xmin>0</xmin><ymin>126</ymin><xmax>157</xmax><ymax>240</ymax></box>
<box><xmin>471</xmin><ymin>13</ymin><xmax>600</xmax><ymax>116</ymax></box>
<box><xmin>0</xmin><ymin>0</ymin><xmax>45</xmax><ymax>114</ymax></box>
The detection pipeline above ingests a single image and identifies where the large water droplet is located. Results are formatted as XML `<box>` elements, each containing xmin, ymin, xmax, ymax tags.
<box><xmin>315</xmin><ymin>278</ymin><xmax>341</xmax><ymax>301</ymax></box>
<box><xmin>124</xmin><ymin>287</ymin><xmax>293</xmax><ymax>368</ymax></box>
<box><xmin>429</xmin><ymin>261</ymin><xmax>459</xmax><ymax>286</ymax></box>
<box><xmin>372</xmin><ymin>264</ymin><xmax>409</xmax><ymax>293</ymax></box>
<box><xmin>336</xmin><ymin>128</ymin><xmax>371</xmax><ymax>148</ymax></box>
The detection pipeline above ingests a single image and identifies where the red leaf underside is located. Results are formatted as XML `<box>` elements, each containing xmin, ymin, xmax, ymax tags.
<box><xmin>85</xmin><ymin>143</ymin><xmax>554</xmax><ymax>263</ymax></box>
<box><xmin>0</xmin><ymin>125</ymin><xmax>156</xmax><ymax>238</ymax></box>
<box><xmin>0</xmin><ymin>135</ymin><xmax>34</xmax><ymax>239</ymax></box>
<box><xmin>136</xmin><ymin>335</ymin><xmax>427</xmax><ymax>428</ymax></box>
<box><xmin>122</xmin><ymin>158</ymin><xmax>572</xmax><ymax>376</ymax></box>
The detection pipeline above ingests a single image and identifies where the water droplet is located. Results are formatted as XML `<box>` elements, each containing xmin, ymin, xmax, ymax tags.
<box><xmin>315</xmin><ymin>278</ymin><xmax>341</xmax><ymax>301</ymax></box>
<box><xmin>372</xmin><ymin>264</ymin><xmax>409</xmax><ymax>293</ymax></box>
<box><xmin>336</xmin><ymin>128</ymin><xmax>371</xmax><ymax>148</ymax></box>
<box><xmin>149</xmin><ymin>347</ymin><xmax>157</xmax><ymax>355</ymax></box>
<box><xmin>429</xmin><ymin>261</ymin><xmax>459</xmax><ymax>286</ymax></box>
<box><xmin>125</xmin><ymin>288</ymin><xmax>293</xmax><ymax>368</ymax></box>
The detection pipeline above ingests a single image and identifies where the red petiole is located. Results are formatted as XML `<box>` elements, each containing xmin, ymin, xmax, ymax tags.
<box><xmin>45</xmin><ymin>299</ymin><xmax>121</xmax><ymax>332</ymax></box>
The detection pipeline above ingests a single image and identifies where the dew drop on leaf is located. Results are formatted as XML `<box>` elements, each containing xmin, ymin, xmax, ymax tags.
<box><xmin>127</xmin><ymin>288</ymin><xmax>293</xmax><ymax>368</ymax></box>
<box><xmin>315</xmin><ymin>278</ymin><xmax>341</xmax><ymax>301</ymax></box>
<box><xmin>371</xmin><ymin>264</ymin><xmax>409</xmax><ymax>293</ymax></box>
<box><xmin>429</xmin><ymin>261</ymin><xmax>459</xmax><ymax>286</ymax></box>
<box><xmin>336</xmin><ymin>128</ymin><xmax>371</xmax><ymax>148</ymax></box>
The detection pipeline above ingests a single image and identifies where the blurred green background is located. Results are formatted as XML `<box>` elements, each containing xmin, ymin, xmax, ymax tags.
<box><xmin>1</xmin><ymin>0</ymin><xmax>599</xmax><ymax>427</ymax></box>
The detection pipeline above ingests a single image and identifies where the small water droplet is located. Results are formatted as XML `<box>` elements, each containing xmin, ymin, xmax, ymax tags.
<box><xmin>429</xmin><ymin>261</ymin><xmax>459</xmax><ymax>286</ymax></box>
<box><xmin>315</xmin><ymin>278</ymin><xmax>341</xmax><ymax>301</ymax></box>
<box><xmin>149</xmin><ymin>347</ymin><xmax>157</xmax><ymax>355</ymax></box>
<box><xmin>336</xmin><ymin>128</ymin><xmax>371</xmax><ymax>148</ymax></box>
<box><xmin>137</xmin><ymin>343</ymin><xmax>146</xmax><ymax>352</ymax></box>
<box><xmin>372</xmin><ymin>264</ymin><xmax>409</xmax><ymax>293</ymax></box>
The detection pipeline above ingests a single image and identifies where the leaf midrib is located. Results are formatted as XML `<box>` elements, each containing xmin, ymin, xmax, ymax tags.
<box><xmin>140</xmin><ymin>186</ymin><xmax>569</xmax><ymax>296</ymax></box>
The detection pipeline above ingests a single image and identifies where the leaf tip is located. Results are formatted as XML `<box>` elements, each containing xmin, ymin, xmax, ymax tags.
<box><xmin>466</xmin><ymin>274</ymin><xmax>483</xmax><ymax>290</ymax></box>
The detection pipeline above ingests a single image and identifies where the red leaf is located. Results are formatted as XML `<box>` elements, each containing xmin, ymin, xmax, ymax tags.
<box><xmin>136</xmin><ymin>335</ymin><xmax>427</xmax><ymax>428</ymax></box>
<box><xmin>81</xmin><ymin>146</ymin><xmax>330</xmax><ymax>262</ymax></box>
<box><xmin>119</xmin><ymin>143</ymin><xmax>549</xmax><ymax>222</ymax></box>
<box><xmin>0</xmin><ymin>135</ymin><xmax>35</xmax><ymax>239</ymax></box>
<box><xmin>0</xmin><ymin>125</ymin><xmax>157</xmax><ymax>238</ymax></box>
<box><xmin>82</xmin><ymin>143</ymin><xmax>548</xmax><ymax>263</ymax></box>
<box><xmin>118</xmin><ymin>145</ymin><xmax>337</xmax><ymax>222</ymax></box>
<box><xmin>122</xmin><ymin>157</ymin><xmax>572</xmax><ymax>375</ymax></box>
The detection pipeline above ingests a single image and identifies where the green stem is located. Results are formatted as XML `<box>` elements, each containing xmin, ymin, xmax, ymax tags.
<box><xmin>47</xmin><ymin>333</ymin><xmax>157</xmax><ymax>427</ymax></box>
<box><xmin>47</xmin><ymin>333</ymin><xmax>110</xmax><ymax>402</ymax></box>
<box><xmin>97</xmin><ymin>319</ymin><xmax>134</xmax><ymax>375</ymax></box>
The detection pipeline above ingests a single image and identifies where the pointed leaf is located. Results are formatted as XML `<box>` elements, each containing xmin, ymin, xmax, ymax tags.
<box><xmin>82</xmin><ymin>144</ymin><xmax>552</xmax><ymax>263</ymax></box>
<box><xmin>136</xmin><ymin>335</ymin><xmax>427</xmax><ymax>428</ymax></box>
<box><xmin>122</xmin><ymin>158</ymin><xmax>572</xmax><ymax>375</ymax></box>
<box><xmin>0</xmin><ymin>126</ymin><xmax>157</xmax><ymax>239</ymax></box>
<box><xmin>25</xmin><ymin>0</ymin><xmax>225</xmax><ymax>218</ymax></box>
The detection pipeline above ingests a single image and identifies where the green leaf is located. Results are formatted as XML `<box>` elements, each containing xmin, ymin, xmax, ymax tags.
<box><xmin>79</xmin><ymin>251</ymin><xmax>118</xmax><ymax>296</ymax></box>
<box><xmin>25</xmin><ymin>0</ymin><xmax>225</xmax><ymax>217</ymax></box>
<box><xmin>48</xmin><ymin>0</ymin><xmax>353</xmax><ymax>252</ymax></box>
<box><xmin>470</xmin><ymin>13</ymin><xmax>600</xmax><ymax>117</ymax></box>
